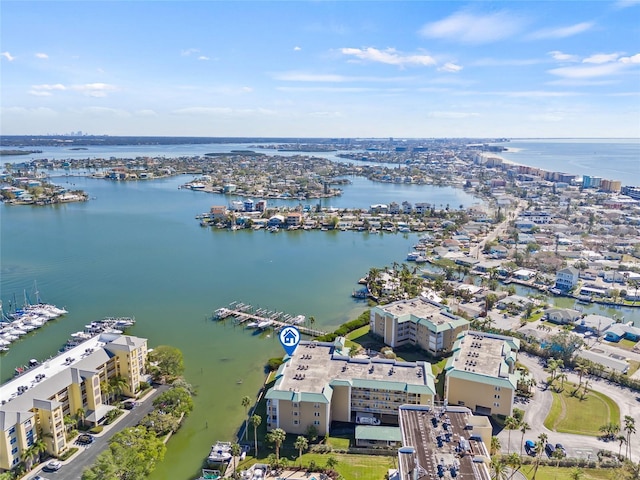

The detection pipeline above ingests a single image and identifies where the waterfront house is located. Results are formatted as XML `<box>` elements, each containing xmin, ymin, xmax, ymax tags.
<box><xmin>268</xmin><ymin>215</ymin><xmax>285</xmax><ymax>227</ymax></box>
<box><xmin>285</xmin><ymin>212</ymin><xmax>302</xmax><ymax>227</ymax></box>
<box><xmin>555</xmin><ymin>267</ymin><xmax>579</xmax><ymax>290</ymax></box>
<box><xmin>445</xmin><ymin>331</ymin><xmax>520</xmax><ymax>417</ymax></box>
<box><xmin>545</xmin><ymin>307</ymin><xmax>582</xmax><ymax>325</ymax></box>
<box><xmin>576</xmin><ymin>314</ymin><xmax>615</xmax><ymax>334</ymax></box>
<box><xmin>497</xmin><ymin>295</ymin><xmax>535</xmax><ymax>312</ymax></box>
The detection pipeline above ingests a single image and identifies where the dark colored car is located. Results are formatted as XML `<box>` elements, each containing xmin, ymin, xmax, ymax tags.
<box><xmin>524</xmin><ymin>440</ymin><xmax>536</xmax><ymax>455</ymax></box>
<box><xmin>77</xmin><ymin>433</ymin><xmax>94</xmax><ymax>445</ymax></box>
<box><xmin>545</xmin><ymin>443</ymin><xmax>556</xmax><ymax>456</ymax></box>
<box><xmin>555</xmin><ymin>443</ymin><xmax>566</xmax><ymax>456</ymax></box>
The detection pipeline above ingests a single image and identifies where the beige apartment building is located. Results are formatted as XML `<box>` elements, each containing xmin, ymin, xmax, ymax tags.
<box><xmin>444</xmin><ymin>331</ymin><xmax>519</xmax><ymax>417</ymax></box>
<box><xmin>0</xmin><ymin>333</ymin><xmax>147</xmax><ymax>472</ymax></box>
<box><xmin>265</xmin><ymin>338</ymin><xmax>435</xmax><ymax>436</ymax></box>
<box><xmin>370</xmin><ymin>297</ymin><xmax>470</xmax><ymax>357</ymax></box>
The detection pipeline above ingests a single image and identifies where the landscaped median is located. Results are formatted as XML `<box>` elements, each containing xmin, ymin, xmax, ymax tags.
<box><xmin>544</xmin><ymin>382</ymin><xmax>620</xmax><ymax>436</ymax></box>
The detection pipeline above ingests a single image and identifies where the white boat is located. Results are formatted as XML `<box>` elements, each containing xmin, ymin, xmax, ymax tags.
<box><xmin>406</xmin><ymin>251</ymin><xmax>421</xmax><ymax>261</ymax></box>
<box><xmin>246</xmin><ymin>321</ymin><xmax>259</xmax><ymax>328</ymax></box>
<box><xmin>256</xmin><ymin>320</ymin><xmax>272</xmax><ymax>329</ymax></box>
<box><xmin>207</xmin><ymin>442</ymin><xmax>232</xmax><ymax>464</ymax></box>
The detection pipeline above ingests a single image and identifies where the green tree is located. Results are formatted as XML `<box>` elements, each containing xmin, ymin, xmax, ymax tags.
<box><xmin>625</xmin><ymin>415</ymin><xmax>636</xmax><ymax>461</ymax></box>
<box><xmin>81</xmin><ymin>450</ymin><xmax>119</xmax><ymax>480</ymax></box>
<box><xmin>141</xmin><ymin>410</ymin><xmax>181</xmax><ymax>435</ymax></box>
<box><xmin>306</xmin><ymin>423</ymin><xmax>318</xmax><ymax>442</ymax></box>
<box><xmin>109</xmin><ymin>375</ymin><xmax>127</xmax><ymax>402</ymax></box>
<box><xmin>325</xmin><ymin>456</ymin><xmax>338</xmax><ymax>471</ymax></box>
<box><xmin>490</xmin><ymin>457</ymin><xmax>508</xmax><ymax>480</ymax></box>
<box><xmin>504</xmin><ymin>416</ymin><xmax>519</xmax><ymax>455</ymax></box>
<box><xmin>231</xmin><ymin>443</ymin><xmax>242</xmax><ymax>477</ymax></box>
<box><xmin>108</xmin><ymin>426</ymin><xmax>166</xmax><ymax>480</ymax></box>
<box><xmin>250</xmin><ymin>414</ymin><xmax>262</xmax><ymax>457</ymax></box>
<box><xmin>101</xmin><ymin>380</ymin><xmax>113</xmax><ymax>405</ymax></box>
<box><xmin>569</xmin><ymin>467</ymin><xmax>584</xmax><ymax>480</ymax></box>
<box><xmin>266</xmin><ymin>428</ymin><xmax>286</xmax><ymax>462</ymax></box>
<box><xmin>148</xmin><ymin>345</ymin><xmax>185</xmax><ymax>380</ymax></box>
<box><xmin>241</xmin><ymin>396</ymin><xmax>251</xmax><ymax>441</ymax></box>
<box><xmin>153</xmin><ymin>386</ymin><xmax>193</xmax><ymax>416</ymax></box>
<box><xmin>490</xmin><ymin>436</ymin><xmax>501</xmax><ymax>456</ymax></box>
<box><xmin>76</xmin><ymin>407</ymin><xmax>86</xmax><ymax>429</ymax></box>
<box><xmin>294</xmin><ymin>436</ymin><xmax>309</xmax><ymax>464</ymax></box>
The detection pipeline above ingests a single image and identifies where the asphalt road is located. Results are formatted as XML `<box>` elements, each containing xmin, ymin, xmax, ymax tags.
<box><xmin>29</xmin><ymin>384</ymin><xmax>168</xmax><ymax>480</ymax></box>
<box><xmin>497</xmin><ymin>352</ymin><xmax>640</xmax><ymax>461</ymax></box>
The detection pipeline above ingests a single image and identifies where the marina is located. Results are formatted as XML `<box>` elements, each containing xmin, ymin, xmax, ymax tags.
<box><xmin>213</xmin><ymin>302</ymin><xmax>327</xmax><ymax>337</ymax></box>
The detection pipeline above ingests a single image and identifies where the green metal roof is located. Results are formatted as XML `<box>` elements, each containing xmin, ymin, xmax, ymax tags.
<box><xmin>446</xmin><ymin>369</ymin><xmax>517</xmax><ymax>389</ymax></box>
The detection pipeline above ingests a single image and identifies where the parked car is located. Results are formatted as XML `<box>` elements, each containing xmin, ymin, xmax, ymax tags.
<box><xmin>555</xmin><ymin>443</ymin><xmax>566</xmax><ymax>456</ymax></box>
<box><xmin>31</xmin><ymin>476</ymin><xmax>50</xmax><ymax>480</ymax></box>
<box><xmin>545</xmin><ymin>443</ymin><xmax>556</xmax><ymax>456</ymax></box>
<box><xmin>43</xmin><ymin>460</ymin><xmax>62</xmax><ymax>472</ymax></box>
<box><xmin>77</xmin><ymin>433</ymin><xmax>94</xmax><ymax>445</ymax></box>
<box><xmin>524</xmin><ymin>440</ymin><xmax>536</xmax><ymax>456</ymax></box>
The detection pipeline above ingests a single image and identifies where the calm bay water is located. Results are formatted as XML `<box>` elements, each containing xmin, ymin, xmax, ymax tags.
<box><xmin>0</xmin><ymin>172</ymin><xmax>478</xmax><ymax>480</ymax></box>
<box><xmin>494</xmin><ymin>138</ymin><xmax>640</xmax><ymax>186</ymax></box>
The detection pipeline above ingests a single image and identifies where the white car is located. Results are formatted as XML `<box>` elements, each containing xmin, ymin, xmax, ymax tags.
<box><xmin>43</xmin><ymin>460</ymin><xmax>62</xmax><ymax>472</ymax></box>
<box><xmin>356</xmin><ymin>415</ymin><xmax>381</xmax><ymax>426</ymax></box>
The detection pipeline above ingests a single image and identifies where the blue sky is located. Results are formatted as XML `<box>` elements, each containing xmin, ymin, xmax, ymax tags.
<box><xmin>1</xmin><ymin>1</ymin><xmax>639</xmax><ymax>138</ymax></box>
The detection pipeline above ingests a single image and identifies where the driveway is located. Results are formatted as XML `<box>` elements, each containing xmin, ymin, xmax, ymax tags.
<box><xmin>29</xmin><ymin>384</ymin><xmax>168</xmax><ymax>480</ymax></box>
<box><xmin>497</xmin><ymin>352</ymin><xmax>640</xmax><ymax>461</ymax></box>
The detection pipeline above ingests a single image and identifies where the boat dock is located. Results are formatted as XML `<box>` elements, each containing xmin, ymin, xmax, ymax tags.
<box><xmin>212</xmin><ymin>303</ymin><xmax>327</xmax><ymax>337</ymax></box>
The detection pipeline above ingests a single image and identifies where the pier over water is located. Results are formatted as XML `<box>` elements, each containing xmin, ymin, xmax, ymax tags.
<box><xmin>213</xmin><ymin>302</ymin><xmax>328</xmax><ymax>337</ymax></box>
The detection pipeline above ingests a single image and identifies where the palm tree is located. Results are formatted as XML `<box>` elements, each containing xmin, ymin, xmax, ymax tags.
<box><xmin>109</xmin><ymin>375</ymin><xmax>127</xmax><ymax>403</ymax></box>
<box><xmin>532</xmin><ymin>433</ymin><xmax>548</xmax><ymax>480</ymax></box>
<box><xmin>241</xmin><ymin>396</ymin><xmax>251</xmax><ymax>440</ymax></box>
<box><xmin>250</xmin><ymin>414</ymin><xmax>262</xmax><ymax>457</ymax></box>
<box><xmin>266</xmin><ymin>428</ymin><xmax>286</xmax><ymax>462</ymax></box>
<box><xmin>100</xmin><ymin>380</ymin><xmax>112</xmax><ymax>405</ymax></box>
<box><xmin>504</xmin><ymin>416</ymin><xmax>519</xmax><ymax>454</ymax></box>
<box><xmin>519</xmin><ymin>422</ymin><xmax>530</xmax><ymax>456</ymax></box>
<box><xmin>294</xmin><ymin>436</ymin><xmax>308</xmax><ymax>465</ymax></box>
<box><xmin>230</xmin><ymin>443</ymin><xmax>241</xmax><ymax>477</ymax></box>
<box><xmin>76</xmin><ymin>407</ymin><xmax>86</xmax><ymax>429</ymax></box>
<box><xmin>505</xmin><ymin>452</ymin><xmax>522</xmax><ymax>480</ymax></box>
<box><xmin>625</xmin><ymin>415</ymin><xmax>636</xmax><ymax>461</ymax></box>
<box><xmin>618</xmin><ymin>435</ymin><xmax>628</xmax><ymax>458</ymax></box>
<box><xmin>490</xmin><ymin>457</ymin><xmax>508</xmax><ymax>480</ymax></box>
<box><xmin>575</xmin><ymin>363</ymin><xmax>588</xmax><ymax>386</ymax></box>
<box><xmin>308</xmin><ymin>316</ymin><xmax>316</xmax><ymax>329</ymax></box>
<box><xmin>490</xmin><ymin>436</ymin><xmax>501</xmax><ymax>456</ymax></box>
<box><xmin>556</xmin><ymin>372</ymin><xmax>568</xmax><ymax>391</ymax></box>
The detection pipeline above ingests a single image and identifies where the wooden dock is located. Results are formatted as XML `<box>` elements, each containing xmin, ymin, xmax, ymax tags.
<box><xmin>212</xmin><ymin>302</ymin><xmax>327</xmax><ymax>337</ymax></box>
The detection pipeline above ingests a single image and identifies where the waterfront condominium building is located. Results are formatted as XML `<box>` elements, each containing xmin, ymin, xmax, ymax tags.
<box><xmin>0</xmin><ymin>333</ymin><xmax>147</xmax><ymax>471</ymax></box>
<box><xmin>444</xmin><ymin>331</ymin><xmax>520</xmax><ymax>417</ymax></box>
<box><xmin>265</xmin><ymin>338</ymin><xmax>435</xmax><ymax>436</ymax></box>
<box><xmin>369</xmin><ymin>297</ymin><xmax>470</xmax><ymax>357</ymax></box>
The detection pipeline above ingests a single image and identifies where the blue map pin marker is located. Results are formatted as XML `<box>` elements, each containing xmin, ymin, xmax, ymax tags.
<box><xmin>279</xmin><ymin>326</ymin><xmax>300</xmax><ymax>356</ymax></box>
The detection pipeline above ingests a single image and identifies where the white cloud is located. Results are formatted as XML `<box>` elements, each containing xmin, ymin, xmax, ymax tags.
<box><xmin>71</xmin><ymin>83</ymin><xmax>117</xmax><ymax>97</ymax></box>
<box><xmin>308</xmin><ymin>111</ymin><xmax>342</xmax><ymax>117</ymax></box>
<box><xmin>619</xmin><ymin>53</ymin><xmax>640</xmax><ymax>64</ymax></box>
<box><xmin>548</xmin><ymin>63</ymin><xmax>626</xmax><ymax>78</ymax></box>
<box><xmin>583</xmin><ymin>53</ymin><xmax>621</xmax><ymax>64</ymax></box>
<box><xmin>35</xmin><ymin>53</ymin><xmax>49</xmax><ymax>59</ymax></box>
<box><xmin>293</xmin><ymin>46</ymin><xmax>302</xmax><ymax>51</ymax></box>
<box><xmin>528</xmin><ymin>22</ymin><xmax>594</xmax><ymax>40</ymax></box>
<box><xmin>173</xmin><ymin>107</ymin><xmax>234</xmax><ymax>115</ymax></box>
<box><xmin>419</xmin><ymin>10</ymin><xmax>527</xmax><ymax>44</ymax></box>
<box><xmin>134</xmin><ymin>109</ymin><xmax>158</xmax><ymax>116</ymax></box>
<box><xmin>340</xmin><ymin>47</ymin><xmax>436</xmax><ymax>67</ymax></box>
<box><xmin>29</xmin><ymin>84</ymin><xmax>67</xmax><ymax>95</ymax></box>
<box><xmin>548</xmin><ymin>51</ymin><xmax>580</xmax><ymax>62</ymax></box>
<box><xmin>276</xmin><ymin>86</ymin><xmax>379</xmax><ymax>93</ymax></box>
<box><xmin>473</xmin><ymin>58</ymin><xmax>542</xmax><ymax>67</ymax></box>
<box><xmin>437</xmin><ymin>63</ymin><xmax>463</xmax><ymax>73</ymax></box>
<box><xmin>1</xmin><ymin>106</ymin><xmax>57</xmax><ymax>116</ymax></box>
<box><xmin>1</xmin><ymin>51</ymin><xmax>15</xmax><ymax>61</ymax></box>
<box><xmin>198</xmin><ymin>56</ymin><xmax>210</xmax><ymax>61</ymax></box>
<box><xmin>241</xmin><ymin>86</ymin><xmax>253</xmax><ymax>93</ymax></box>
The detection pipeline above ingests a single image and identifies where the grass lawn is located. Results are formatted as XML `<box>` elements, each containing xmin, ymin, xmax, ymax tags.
<box><xmin>300</xmin><ymin>452</ymin><xmax>395</xmax><ymax>480</ymax></box>
<box><xmin>544</xmin><ymin>382</ymin><xmax>620</xmax><ymax>436</ymax></box>
<box><xmin>627</xmin><ymin>360</ymin><xmax>640</xmax><ymax>377</ymax></box>
<box><xmin>520</xmin><ymin>465</ymin><xmax>618</xmax><ymax>479</ymax></box>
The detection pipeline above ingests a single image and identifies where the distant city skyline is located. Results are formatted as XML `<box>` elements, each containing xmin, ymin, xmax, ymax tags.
<box><xmin>1</xmin><ymin>1</ymin><xmax>639</xmax><ymax>138</ymax></box>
